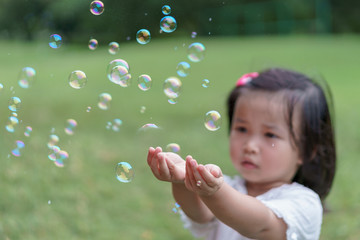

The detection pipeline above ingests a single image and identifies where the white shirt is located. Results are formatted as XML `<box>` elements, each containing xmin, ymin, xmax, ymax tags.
<box><xmin>180</xmin><ymin>175</ymin><xmax>323</xmax><ymax>240</ymax></box>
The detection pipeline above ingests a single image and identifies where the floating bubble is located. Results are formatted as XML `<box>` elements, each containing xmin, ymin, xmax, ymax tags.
<box><xmin>172</xmin><ymin>202</ymin><xmax>181</xmax><ymax>213</ymax></box>
<box><xmin>191</xmin><ymin>32</ymin><xmax>197</xmax><ymax>38</ymax></box>
<box><xmin>160</xmin><ymin>16</ymin><xmax>177</xmax><ymax>33</ymax></box>
<box><xmin>202</xmin><ymin>79</ymin><xmax>210</xmax><ymax>88</ymax></box>
<box><xmin>110</xmin><ymin>66</ymin><xmax>131</xmax><ymax>87</ymax></box>
<box><xmin>0</xmin><ymin>83</ymin><xmax>3</xmax><ymax>93</ymax></box>
<box><xmin>163</xmin><ymin>77</ymin><xmax>182</xmax><ymax>99</ymax></box>
<box><xmin>86</xmin><ymin>106</ymin><xmax>92</xmax><ymax>112</ymax></box>
<box><xmin>112</xmin><ymin>118</ymin><xmax>122</xmax><ymax>132</ymax></box>
<box><xmin>115</xmin><ymin>162</ymin><xmax>135</xmax><ymax>183</ymax></box>
<box><xmin>8</xmin><ymin>97</ymin><xmax>21</xmax><ymax>112</ymax></box>
<box><xmin>138</xmin><ymin>74</ymin><xmax>152</xmax><ymax>91</ymax></box>
<box><xmin>136</xmin><ymin>29</ymin><xmax>151</xmax><ymax>45</ymax></box>
<box><xmin>90</xmin><ymin>0</ymin><xmax>104</xmax><ymax>15</ymax></box>
<box><xmin>98</xmin><ymin>93</ymin><xmax>112</xmax><ymax>110</ymax></box>
<box><xmin>108</xmin><ymin>42</ymin><xmax>119</xmax><ymax>55</ymax></box>
<box><xmin>69</xmin><ymin>70</ymin><xmax>87</xmax><ymax>89</ymax></box>
<box><xmin>167</xmin><ymin>98</ymin><xmax>177</xmax><ymax>104</ymax></box>
<box><xmin>11</xmin><ymin>140</ymin><xmax>25</xmax><ymax>157</ymax></box>
<box><xmin>187</xmin><ymin>42</ymin><xmax>206</xmax><ymax>62</ymax></box>
<box><xmin>47</xmin><ymin>134</ymin><xmax>59</xmax><ymax>149</ymax></box>
<box><xmin>49</xmin><ymin>34</ymin><xmax>62</xmax><ymax>49</ymax></box>
<box><xmin>162</xmin><ymin>5</ymin><xmax>171</xmax><ymax>15</ymax></box>
<box><xmin>176</xmin><ymin>62</ymin><xmax>191</xmax><ymax>77</ymax></box>
<box><xmin>88</xmin><ymin>39</ymin><xmax>98</xmax><ymax>50</ymax></box>
<box><xmin>24</xmin><ymin>126</ymin><xmax>32</xmax><ymax>137</ymax></box>
<box><xmin>209</xmin><ymin>17</ymin><xmax>212</xmax><ymax>22</ymax></box>
<box><xmin>166</xmin><ymin>143</ymin><xmax>180</xmax><ymax>153</ymax></box>
<box><xmin>48</xmin><ymin>146</ymin><xmax>61</xmax><ymax>161</ymax></box>
<box><xmin>5</xmin><ymin>116</ymin><xmax>19</xmax><ymax>133</ymax></box>
<box><xmin>204</xmin><ymin>110</ymin><xmax>222</xmax><ymax>131</ymax></box>
<box><xmin>64</xmin><ymin>119</ymin><xmax>77</xmax><ymax>135</ymax></box>
<box><xmin>107</xmin><ymin>59</ymin><xmax>130</xmax><ymax>81</ymax></box>
<box><xmin>18</xmin><ymin>67</ymin><xmax>36</xmax><ymax>88</ymax></box>
<box><xmin>140</xmin><ymin>106</ymin><xmax>146</xmax><ymax>114</ymax></box>
<box><xmin>139</xmin><ymin>123</ymin><xmax>160</xmax><ymax>131</ymax></box>
<box><xmin>106</xmin><ymin>121</ymin><xmax>112</xmax><ymax>130</ymax></box>
<box><xmin>54</xmin><ymin>150</ymin><xmax>69</xmax><ymax>168</ymax></box>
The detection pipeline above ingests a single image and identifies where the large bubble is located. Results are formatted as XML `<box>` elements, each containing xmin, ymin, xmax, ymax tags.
<box><xmin>115</xmin><ymin>162</ymin><xmax>135</xmax><ymax>183</ymax></box>
<box><xmin>110</xmin><ymin>66</ymin><xmax>131</xmax><ymax>87</ymax></box>
<box><xmin>18</xmin><ymin>67</ymin><xmax>36</xmax><ymax>88</ymax></box>
<box><xmin>187</xmin><ymin>42</ymin><xmax>206</xmax><ymax>62</ymax></box>
<box><xmin>160</xmin><ymin>16</ymin><xmax>177</xmax><ymax>33</ymax></box>
<box><xmin>163</xmin><ymin>77</ymin><xmax>182</xmax><ymax>99</ymax></box>
<box><xmin>90</xmin><ymin>1</ymin><xmax>104</xmax><ymax>15</ymax></box>
<box><xmin>136</xmin><ymin>29</ymin><xmax>151</xmax><ymax>45</ymax></box>
<box><xmin>204</xmin><ymin>110</ymin><xmax>222</xmax><ymax>131</ymax></box>
<box><xmin>69</xmin><ymin>70</ymin><xmax>87</xmax><ymax>89</ymax></box>
<box><xmin>107</xmin><ymin>59</ymin><xmax>130</xmax><ymax>81</ymax></box>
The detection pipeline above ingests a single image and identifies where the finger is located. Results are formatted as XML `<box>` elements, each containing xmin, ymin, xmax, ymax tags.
<box><xmin>185</xmin><ymin>156</ymin><xmax>196</xmax><ymax>189</ymax></box>
<box><xmin>147</xmin><ymin>147</ymin><xmax>155</xmax><ymax>166</ymax></box>
<box><xmin>198</xmin><ymin>165</ymin><xmax>218</xmax><ymax>187</ymax></box>
<box><xmin>157</xmin><ymin>153</ymin><xmax>170</xmax><ymax>178</ymax></box>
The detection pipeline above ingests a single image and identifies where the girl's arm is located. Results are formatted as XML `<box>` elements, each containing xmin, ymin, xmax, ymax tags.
<box><xmin>185</xmin><ymin>156</ymin><xmax>287</xmax><ymax>240</ymax></box>
<box><xmin>147</xmin><ymin>147</ymin><xmax>214</xmax><ymax>223</ymax></box>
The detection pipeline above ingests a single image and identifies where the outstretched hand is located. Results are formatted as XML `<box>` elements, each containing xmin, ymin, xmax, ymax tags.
<box><xmin>147</xmin><ymin>147</ymin><xmax>186</xmax><ymax>183</ymax></box>
<box><xmin>184</xmin><ymin>155</ymin><xmax>224</xmax><ymax>196</ymax></box>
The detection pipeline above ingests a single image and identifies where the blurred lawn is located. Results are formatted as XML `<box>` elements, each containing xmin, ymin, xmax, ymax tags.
<box><xmin>0</xmin><ymin>35</ymin><xmax>360</xmax><ymax>240</ymax></box>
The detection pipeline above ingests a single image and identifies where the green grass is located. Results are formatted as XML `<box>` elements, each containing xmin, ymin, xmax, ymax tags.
<box><xmin>1</xmin><ymin>35</ymin><xmax>360</xmax><ymax>239</ymax></box>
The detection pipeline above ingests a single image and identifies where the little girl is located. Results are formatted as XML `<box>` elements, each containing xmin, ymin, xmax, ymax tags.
<box><xmin>147</xmin><ymin>68</ymin><xmax>336</xmax><ymax>240</ymax></box>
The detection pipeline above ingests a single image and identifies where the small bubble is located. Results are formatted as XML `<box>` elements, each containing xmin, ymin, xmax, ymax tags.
<box><xmin>64</xmin><ymin>119</ymin><xmax>77</xmax><ymax>135</ymax></box>
<box><xmin>68</xmin><ymin>70</ymin><xmax>87</xmax><ymax>89</ymax></box>
<box><xmin>48</xmin><ymin>200</ymin><xmax>52</xmax><ymax>205</ymax></box>
<box><xmin>188</xmin><ymin>42</ymin><xmax>206</xmax><ymax>62</ymax></box>
<box><xmin>172</xmin><ymin>202</ymin><xmax>181</xmax><ymax>213</ymax></box>
<box><xmin>115</xmin><ymin>162</ymin><xmax>135</xmax><ymax>183</ymax></box>
<box><xmin>88</xmin><ymin>38</ymin><xmax>98</xmax><ymax>50</ymax></box>
<box><xmin>167</xmin><ymin>98</ymin><xmax>178</xmax><ymax>104</ymax></box>
<box><xmin>24</xmin><ymin>126</ymin><xmax>32</xmax><ymax>137</ymax></box>
<box><xmin>8</xmin><ymin>97</ymin><xmax>21</xmax><ymax>112</ymax></box>
<box><xmin>166</xmin><ymin>143</ymin><xmax>180</xmax><ymax>153</ymax></box>
<box><xmin>204</xmin><ymin>110</ymin><xmax>222</xmax><ymax>131</ymax></box>
<box><xmin>11</xmin><ymin>140</ymin><xmax>25</xmax><ymax>157</ymax></box>
<box><xmin>139</xmin><ymin>123</ymin><xmax>160</xmax><ymax>131</ymax></box>
<box><xmin>0</xmin><ymin>83</ymin><xmax>4</xmax><ymax>93</ymax></box>
<box><xmin>136</xmin><ymin>29</ymin><xmax>151</xmax><ymax>45</ymax></box>
<box><xmin>162</xmin><ymin>5</ymin><xmax>171</xmax><ymax>15</ymax></box>
<box><xmin>191</xmin><ymin>32</ymin><xmax>197</xmax><ymax>39</ymax></box>
<box><xmin>209</xmin><ymin>17</ymin><xmax>212</xmax><ymax>22</ymax></box>
<box><xmin>86</xmin><ymin>106</ymin><xmax>92</xmax><ymax>112</ymax></box>
<box><xmin>47</xmin><ymin>134</ymin><xmax>59</xmax><ymax>149</ymax></box>
<box><xmin>5</xmin><ymin>116</ymin><xmax>19</xmax><ymax>133</ymax></box>
<box><xmin>108</xmin><ymin>42</ymin><xmax>119</xmax><ymax>55</ymax></box>
<box><xmin>98</xmin><ymin>93</ymin><xmax>112</xmax><ymax>110</ymax></box>
<box><xmin>202</xmin><ymin>79</ymin><xmax>210</xmax><ymax>88</ymax></box>
<box><xmin>110</xmin><ymin>66</ymin><xmax>131</xmax><ymax>87</ymax></box>
<box><xmin>140</xmin><ymin>106</ymin><xmax>146</xmax><ymax>114</ymax></box>
<box><xmin>111</xmin><ymin>119</ymin><xmax>122</xmax><ymax>132</ymax></box>
<box><xmin>90</xmin><ymin>0</ymin><xmax>104</xmax><ymax>15</ymax></box>
<box><xmin>138</xmin><ymin>74</ymin><xmax>152</xmax><ymax>91</ymax></box>
<box><xmin>176</xmin><ymin>62</ymin><xmax>191</xmax><ymax>77</ymax></box>
<box><xmin>49</xmin><ymin>34</ymin><xmax>62</xmax><ymax>49</ymax></box>
<box><xmin>163</xmin><ymin>77</ymin><xmax>182</xmax><ymax>99</ymax></box>
<box><xmin>18</xmin><ymin>67</ymin><xmax>36</xmax><ymax>88</ymax></box>
<box><xmin>160</xmin><ymin>16</ymin><xmax>177</xmax><ymax>33</ymax></box>
<box><xmin>107</xmin><ymin>59</ymin><xmax>130</xmax><ymax>81</ymax></box>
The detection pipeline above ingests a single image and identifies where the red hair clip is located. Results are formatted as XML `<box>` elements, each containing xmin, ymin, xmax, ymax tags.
<box><xmin>236</xmin><ymin>72</ymin><xmax>259</xmax><ymax>86</ymax></box>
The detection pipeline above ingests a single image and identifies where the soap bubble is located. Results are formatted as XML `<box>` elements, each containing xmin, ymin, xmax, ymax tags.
<box><xmin>47</xmin><ymin>134</ymin><xmax>59</xmax><ymax>149</ymax></box>
<box><xmin>107</xmin><ymin>59</ymin><xmax>130</xmax><ymax>81</ymax></box>
<box><xmin>64</xmin><ymin>119</ymin><xmax>77</xmax><ymax>135</ymax></box>
<box><xmin>48</xmin><ymin>146</ymin><xmax>69</xmax><ymax>167</ymax></box>
<box><xmin>166</xmin><ymin>143</ymin><xmax>180</xmax><ymax>153</ymax></box>
<box><xmin>139</xmin><ymin>123</ymin><xmax>160</xmax><ymax>131</ymax></box>
<box><xmin>111</xmin><ymin>118</ymin><xmax>122</xmax><ymax>132</ymax></box>
<box><xmin>191</xmin><ymin>32</ymin><xmax>197</xmax><ymax>38</ymax></box>
<box><xmin>160</xmin><ymin>16</ymin><xmax>177</xmax><ymax>33</ymax></box>
<box><xmin>69</xmin><ymin>70</ymin><xmax>87</xmax><ymax>89</ymax></box>
<box><xmin>163</xmin><ymin>77</ymin><xmax>182</xmax><ymax>99</ymax></box>
<box><xmin>24</xmin><ymin>126</ymin><xmax>32</xmax><ymax>137</ymax></box>
<box><xmin>108</xmin><ymin>42</ymin><xmax>119</xmax><ymax>55</ymax></box>
<box><xmin>204</xmin><ymin>110</ymin><xmax>222</xmax><ymax>131</ymax></box>
<box><xmin>187</xmin><ymin>42</ymin><xmax>206</xmax><ymax>62</ymax></box>
<box><xmin>11</xmin><ymin>140</ymin><xmax>25</xmax><ymax>157</ymax></box>
<box><xmin>138</xmin><ymin>74</ymin><xmax>152</xmax><ymax>91</ymax></box>
<box><xmin>8</xmin><ymin>97</ymin><xmax>21</xmax><ymax>112</ymax></box>
<box><xmin>0</xmin><ymin>83</ymin><xmax>3</xmax><ymax>93</ymax></box>
<box><xmin>86</xmin><ymin>106</ymin><xmax>92</xmax><ymax>112</ymax></box>
<box><xmin>172</xmin><ymin>202</ymin><xmax>181</xmax><ymax>213</ymax></box>
<box><xmin>202</xmin><ymin>79</ymin><xmax>210</xmax><ymax>88</ymax></box>
<box><xmin>5</xmin><ymin>116</ymin><xmax>19</xmax><ymax>133</ymax></box>
<box><xmin>162</xmin><ymin>5</ymin><xmax>171</xmax><ymax>15</ymax></box>
<box><xmin>115</xmin><ymin>162</ymin><xmax>135</xmax><ymax>183</ymax></box>
<box><xmin>88</xmin><ymin>39</ymin><xmax>98</xmax><ymax>50</ymax></box>
<box><xmin>167</xmin><ymin>98</ymin><xmax>178</xmax><ymax>104</ymax></box>
<box><xmin>18</xmin><ymin>67</ymin><xmax>36</xmax><ymax>88</ymax></box>
<box><xmin>110</xmin><ymin>66</ymin><xmax>131</xmax><ymax>87</ymax></box>
<box><xmin>98</xmin><ymin>93</ymin><xmax>112</xmax><ymax>110</ymax></box>
<box><xmin>49</xmin><ymin>34</ymin><xmax>62</xmax><ymax>49</ymax></box>
<box><xmin>140</xmin><ymin>106</ymin><xmax>146</xmax><ymax>114</ymax></box>
<box><xmin>136</xmin><ymin>29</ymin><xmax>151</xmax><ymax>45</ymax></box>
<box><xmin>90</xmin><ymin>1</ymin><xmax>104</xmax><ymax>15</ymax></box>
<box><xmin>176</xmin><ymin>62</ymin><xmax>191</xmax><ymax>77</ymax></box>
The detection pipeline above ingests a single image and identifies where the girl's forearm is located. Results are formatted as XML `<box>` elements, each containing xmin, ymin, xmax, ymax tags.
<box><xmin>172</xmin><ymin>182</ymin><xmax>214</xmax><ymax>223</ymax></box>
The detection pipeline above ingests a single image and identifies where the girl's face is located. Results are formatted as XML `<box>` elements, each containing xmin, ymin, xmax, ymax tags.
<box><xmin>229</xmin><ymin>91</ymin><xmax>303</xmax><ymax>188</ymax></box>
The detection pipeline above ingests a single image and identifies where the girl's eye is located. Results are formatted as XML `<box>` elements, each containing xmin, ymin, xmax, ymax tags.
<box><xmin>265</xmin><ymin>132</ymin><xmax>277</xmax><ymax>138</ymax></box>
<box><xmin>236</xmin><ymin>127</ymin><xmax>247</xmax><ymax>133</ymax></box>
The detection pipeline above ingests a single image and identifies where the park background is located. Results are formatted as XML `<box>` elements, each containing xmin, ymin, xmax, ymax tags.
<box><xmin>0</xmin><ymin>0</ymin><xmax>359</xmax><ymax>239</ymax></box>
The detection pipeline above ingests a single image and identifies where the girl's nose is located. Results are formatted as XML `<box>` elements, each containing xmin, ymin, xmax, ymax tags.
<box><xmin>243</xmin><ymin>138</ymin><xmax>259</xmax><ymax>154</ymax></box>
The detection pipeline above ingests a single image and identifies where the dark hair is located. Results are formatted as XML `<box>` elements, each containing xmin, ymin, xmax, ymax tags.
<box><xmin>227</xmin><ymin>68</ymin><xmax>336</xmax><ymax>200</ymax></box>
